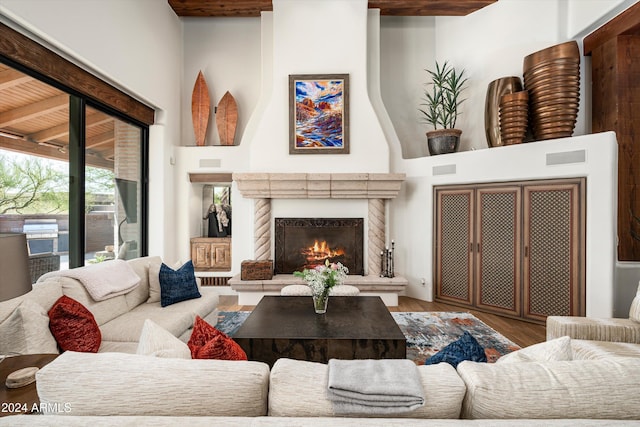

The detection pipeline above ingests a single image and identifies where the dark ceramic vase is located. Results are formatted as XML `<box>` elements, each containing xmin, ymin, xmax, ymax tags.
<box><xmin>426</xmin><ymin>129</ymin><xmax>462</xmax><ymax>155</ymax></box>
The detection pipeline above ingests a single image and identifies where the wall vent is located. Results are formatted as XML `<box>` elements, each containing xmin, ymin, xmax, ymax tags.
<box><xmin>433</xmin><ymin>164</ymin><xmax>457</xmax><ymax>176</ymax></box>
<box><xmin>200</xmin><ymin>276</ymin><xmax>230</xmax><ymax>286</ymax></box>
<box><xmin>199</xmin><ymin>159</ymin><xmax>221</xmax><ymax>168</ymax></box>
<box><xmin>546</xmin><ymin>150</ymin><xmax>586</xmax><ymax>166</ymax></box>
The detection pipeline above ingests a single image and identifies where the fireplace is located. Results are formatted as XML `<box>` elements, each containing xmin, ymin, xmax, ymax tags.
<box><xmin>274</xmin><ymin>218</ymin><xmax>364</xmax><ymax>275</ymax></box>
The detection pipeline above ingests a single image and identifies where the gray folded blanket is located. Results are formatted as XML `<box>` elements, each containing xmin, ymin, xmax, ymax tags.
<box><xmin>327</xmin><ymin>358</ymin><xmax>425</xmax><ymax>415</ymax></box>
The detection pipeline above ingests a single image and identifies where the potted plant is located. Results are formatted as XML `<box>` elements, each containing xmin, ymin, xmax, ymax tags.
<box><xmin>419</xmin><ymin>61</ymin><xmax>468</xmax><ymax>155</ymax></box>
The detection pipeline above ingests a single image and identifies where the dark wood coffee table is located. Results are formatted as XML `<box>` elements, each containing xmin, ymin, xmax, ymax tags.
<box><xmin>234</xmin><ymin>296</ymin><xmax>406</xmax><ymax>366</ymax></box>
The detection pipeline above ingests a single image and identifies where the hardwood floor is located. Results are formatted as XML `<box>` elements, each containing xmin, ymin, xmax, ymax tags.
<box><xmin>217</xmin><ymin>295</ymin><xmax>546</xmax><ymax>348</ymax></box>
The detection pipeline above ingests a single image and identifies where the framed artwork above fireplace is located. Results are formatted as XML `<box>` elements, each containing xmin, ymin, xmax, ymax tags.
<box><xmin>274</xmin><ymin>217</ymin><xmax>363</xmax><ymax>275</ymax></box>
<box><xmin>289</xmin><ymin>74</ymin><xmax>349</xmax><ymax>155</ymax></box>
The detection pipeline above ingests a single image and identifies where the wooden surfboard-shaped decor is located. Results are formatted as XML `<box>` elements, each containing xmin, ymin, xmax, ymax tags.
<box><xmin>191</xmin><ymin>71</ymin><xmax>211</xmax><ymax>146</ymax></box>
<box><xmin>216</xmin><ymin>91</ymin><xmax>238</xmax><ymax>146</ymax></box>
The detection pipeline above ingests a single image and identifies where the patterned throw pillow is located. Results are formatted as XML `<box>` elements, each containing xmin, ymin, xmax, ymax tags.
<box><xmin>424</xmin><ymin>331</ymin><xmax>486</xmax><ymax>368</ymax></box>
<box><xmin>187</xmin><ymin>315</ymin><xmax>247</xmax><ymax>360</ymax></box>
<box><xmin>48</xmin><ymin>295</ymin><xmax>101</xmax><ymax>352</ymax></box>
<box><xmin>159</xmin><ymin>260</ymin><xmax>201</xmax><ymax>307</ymax></box>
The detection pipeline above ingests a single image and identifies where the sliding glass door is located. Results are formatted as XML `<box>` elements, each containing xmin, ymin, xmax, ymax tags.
<box><xmin>0</xmin><ymin>61</ymin><xmax>148</xmax><ymax>272</ymax></box>
<box><xmin>84</xmin><ymin>106</ymin><xmax>142</xmax><ymax>262</ymax></box>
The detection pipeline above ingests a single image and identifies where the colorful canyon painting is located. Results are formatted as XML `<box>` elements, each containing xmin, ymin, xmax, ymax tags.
<box><xmin>292</xmin><ymin>76</ymin><xmax>347</xmax><ymax>152</ymax></box>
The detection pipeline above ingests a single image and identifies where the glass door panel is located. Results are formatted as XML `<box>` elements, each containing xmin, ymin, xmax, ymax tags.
<box><xmin>85</xmin><ymin>106</ymin><xmax>141</xmax><ymax>263</ymax></box>
<box><xmin>0</xmin><ymin>63</ymin><xmax>69</xmax><ymax>279</ymax></box>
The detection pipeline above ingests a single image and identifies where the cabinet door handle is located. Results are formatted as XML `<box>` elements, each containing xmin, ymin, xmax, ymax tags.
<box><xmin>524</xmin><ymin>246</ymin><xmax>529</xmax><ymax>257</ymax></box>
<box><xmin>469</xmin><ymin>242</ymin><xmax>473</xmax><ymax>252</ymax></box>
<box><xmin>477</xmin><ymin>243</ymin><xmax>481</xmax><ymax>253</ymax></box>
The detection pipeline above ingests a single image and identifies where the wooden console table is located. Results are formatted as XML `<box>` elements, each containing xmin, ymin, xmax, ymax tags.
<box><xmin>0</xmin><ymin>354</ymin><xmax>58</xmax><ymax>417</ymax></box>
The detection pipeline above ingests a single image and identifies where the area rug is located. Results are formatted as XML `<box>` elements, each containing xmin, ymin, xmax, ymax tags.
<box><xmin>216</xmin><ymin>311</ymin><xmax>520</xmax><ymax>365</ymax></box>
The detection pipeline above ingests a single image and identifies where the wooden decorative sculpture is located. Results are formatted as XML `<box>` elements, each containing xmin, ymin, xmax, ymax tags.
<box><xmin>216</xmin><ymin>91</ymin><xmax>238</xmax><ymax>146</ymax></box>
<box><xmin>191</xmin><ymin>71</ymin><xmax>211</xmax><ymax>146</ymax></box>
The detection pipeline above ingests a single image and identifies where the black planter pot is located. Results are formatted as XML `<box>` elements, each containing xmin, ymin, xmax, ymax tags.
<box><xmin>426</xmin><ymin>129</ymin><xmax>462</xmax><ymax>155</ymax></box>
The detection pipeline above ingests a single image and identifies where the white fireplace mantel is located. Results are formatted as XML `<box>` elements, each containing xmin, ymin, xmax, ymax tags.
<box><xmin>231</xmin><ymin>172</ymin><xmax>406</xmax><ymax>291</ymax></box>
<box><xmin>232</xmin><ymin>173</ymin><xmax>405</xmax><ymax>199</ymax></box>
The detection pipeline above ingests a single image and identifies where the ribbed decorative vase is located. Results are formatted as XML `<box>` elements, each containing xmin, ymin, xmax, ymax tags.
<box><xmin>485</xmin><ymin>76</ymin><xmax>523</xmax><ymax>147</ymax></box>
<box><xmin>499</xmin><ymin>91</ymin><xmax>529</xmax><ymax>145</ymax></box>
<box><xmin>523</xmin><ymin>41</ymin><xmax>580</xmax><ymax>141</ymax></box>
<box><xmin>312</xmin><ymin>293</ymin><xmax>329</xmax><ymax>314</ymax></box>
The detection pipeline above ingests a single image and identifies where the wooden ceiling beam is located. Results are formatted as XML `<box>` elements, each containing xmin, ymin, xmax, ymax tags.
<box><xmin>29</xmin><ymin>114</ymin><xmax>114</xmax><ymax>143</ymax></box>
<box><xmin>169</xmin><ymin>0</ymin><xmax>268</xmax><ymax>17</ymax></box>
<box><xmin>0</xmin><ymin>135</ymin><xmax>67</xmax><ymax>163</ymax></box>
<box><xmin>96</xmin><ymin>148</ymin><xmax>114</xmax><ymax>161</ymax></box>
<box><xmin>1</xmin><ymin>134</ymin><xmax>113</xmax><ymax>170</ymax></box>
<box><xmin>370</xmin><ymin>0</ymin><xmax>496</xmax><ymax>16</ymax></box>
<box><xmin>0</xmin><ymin>94</ymin><xmax>68</xmax><ymax>128</ymax></box>
<box><xmin>168</xmin><ymin>0</ymin><xmax>497</xmax><ymax>17</ymax></box>
<box><xmin>86</xmin><ymin>130</ymin><xmax>114</xmax><ymax>148</ymax></box>
<box><xmin>0</xmin><ymin>68</ymin><xmax>32</xmax><ymax>90</ymax></box>
<box><xmin>0</xmin><ymin>23</ymin><xmax>154</xmax><ymax>126</ymax></box>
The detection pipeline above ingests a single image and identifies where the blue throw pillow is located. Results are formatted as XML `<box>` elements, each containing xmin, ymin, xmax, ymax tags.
<box><xmin>424</xmin><ymin>331</ymin><xmax>487</xmax><ymax>368</ymax></box>
<box><xmin>159</xmin><ymin>260</ymin><xmax>201</xmax><ymax>307</ymax></box>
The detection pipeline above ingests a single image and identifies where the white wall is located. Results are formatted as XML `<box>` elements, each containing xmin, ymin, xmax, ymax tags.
<box><xmin>248</xmin><ymin>0</ymin><xmax>389</xmax><ymax>173</ymax></box>
<box><xmin>385</xmin><ymin>0</ymin><xmax>639</xmax><ymax>316</ymax></box>
<box><xmin>433</xmin><ymin>1</ymin><xmax>564</xmax><ymax>153</ymax></box>
<box><xmin>175</xmin><ymin>0</ymin><xmax>394</xmax><ymax>270</ymax></box>
<box><xmin>0</xmin><ymin>0</ymin><xmax>183</xmax><ymax>262</ymax></box>
<box><xmin>4</xmin><ymin>0</ymin><xmax>636</xmax><ymax>312</ymax></box>
<box><xmin>177</xmin><ymin>0</ymin><xmax>636</xmax><ymax>313</ymax></box>
<box><xmin>182</xmin><ymin>17</ymin><xmax>261</xmax><ymax>147</ymax></box>
<box><xmin>380</xmin><ymin>16</ymin><xmax>435</xmax><ymax>159</ymax></box>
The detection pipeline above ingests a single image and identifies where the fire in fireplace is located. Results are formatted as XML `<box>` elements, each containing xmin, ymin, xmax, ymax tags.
<box><xmin>274</xmin><ymin>218</ymin><xmax>364</xmax><ymax>275</ymax></box>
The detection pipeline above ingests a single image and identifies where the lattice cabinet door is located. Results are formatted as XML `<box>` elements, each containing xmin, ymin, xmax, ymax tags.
<box><xmin>475</xmin><ymin>186</ymin><xmax>522</xmax><ymax>316</ymax></box>
<box><xmin>522</xmin><ymin>179</ymin><xmax>585</xmax><ymax>321</ymax></box>
<box><xmin>435</xmin><ymin>188</ymin><xmax>474</xmax><ymax>306</ymax></box>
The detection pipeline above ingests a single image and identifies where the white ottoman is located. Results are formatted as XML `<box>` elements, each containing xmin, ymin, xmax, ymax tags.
<box><xmin>281</xmin><ymin>284</ymin><xmax>360</xmax><ymax>296</ymax></box>
<box><xmin>329</xmin><ymin>285</ymin><xmax>360</xmax><ymax>296</ymax></box>
<box><xmin>281</xmin><ymin>285</ymin><xmax>312</xmax><ymax>296</ymax></box>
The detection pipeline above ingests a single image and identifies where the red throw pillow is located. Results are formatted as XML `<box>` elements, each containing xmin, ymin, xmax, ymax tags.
<box><xmin>48</xmin><ymin>295</ymin><xmax>101</xmax><ymax>353</ymax></box>
<box><xmin>188</xmin><ymin>315</ymin><xmax>247</xmax><ymax>360</ymax></box>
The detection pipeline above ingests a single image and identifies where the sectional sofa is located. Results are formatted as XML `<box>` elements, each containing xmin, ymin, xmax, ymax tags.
<box><xmin>2</xmin><ymin>257</ymin><xmax>640</xmax><ymax>424</ymax></box>
<box><xmin>0</xmin><ymin>256</ymin><xmax>219</xmax><ymax>355</ymax></box>
<box><xmin>0</xmin><ymin>342</ymin><xmax>639</xmax><ymax>425</ymax></box>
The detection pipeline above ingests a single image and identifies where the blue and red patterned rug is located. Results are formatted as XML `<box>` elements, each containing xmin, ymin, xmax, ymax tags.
<box><xmin>216</xmin><ymin>311</ymin><xmax>519</xmax><ymax>365</ymax></box>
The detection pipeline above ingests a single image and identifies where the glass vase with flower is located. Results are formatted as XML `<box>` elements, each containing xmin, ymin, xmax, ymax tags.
<box><xmin>293</xmin><ymin>259</ymin><xmax>349</xmax><ymax>314</ymax></box>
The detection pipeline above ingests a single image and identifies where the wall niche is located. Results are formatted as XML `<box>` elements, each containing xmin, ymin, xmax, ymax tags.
<box><xmin>189</xmin><ymin>173</ymin><xmax>232</xmax><ymax>272</ymax></box>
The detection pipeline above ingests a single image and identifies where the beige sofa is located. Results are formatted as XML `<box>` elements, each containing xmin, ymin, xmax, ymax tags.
<box><xmin>1</xmin><ymin>341</ymin><xmax>639</xmax><ymax>425</ymax></box>
<box><xmin>0</xmin><ymin>256</ymin><xmax>219</xmax><ymax>355</ymax></box>
<box><xmin>547</xmin><ymin>282</ymin><xmax>640</xmax><ymax>344</ymax></box>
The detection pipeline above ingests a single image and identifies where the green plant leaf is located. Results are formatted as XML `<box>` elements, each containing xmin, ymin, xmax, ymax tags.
<box><xmin>418</xmin><ymin>61</ymin><xmax>467</xmax><ymax>130</ymax></box>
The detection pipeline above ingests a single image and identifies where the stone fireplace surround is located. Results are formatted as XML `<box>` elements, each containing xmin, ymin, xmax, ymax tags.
<box><xmin>228</xmin><ymin>172</ymin><xmax>408</xmax><ymax>306</ymax></box>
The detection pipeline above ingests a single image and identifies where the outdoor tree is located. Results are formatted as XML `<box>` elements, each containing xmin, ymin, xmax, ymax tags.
<box><xmin>0</xmin><ymin>153</ymin><xmax>116</xmax><ymax>214</ymax></box>
<box><xmin>0</xmin><ymin>154</ymin><xmax>67</xmax><ymax>214</ymax></box>
<box><xmin>85</xmin><ymin>166</ymin><xmax>115</xmax><ymax>212</ymax></box>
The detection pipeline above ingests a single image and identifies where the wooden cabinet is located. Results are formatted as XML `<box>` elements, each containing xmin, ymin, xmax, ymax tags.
<box><xmin>190</xmin><ymin>237</ymin><xmax>231</xmax><ymax>271</ymax></box>
<box><xmin>434</xmin><ymin>178</ymin><xmax>585</xmax><ymax>322</ymax></box>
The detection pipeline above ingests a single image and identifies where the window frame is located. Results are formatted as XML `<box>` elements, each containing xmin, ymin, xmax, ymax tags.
<box><xmin>0</xmin><ymin>23</ymin><xmax>151</xmax><ymax>267</ymax></box>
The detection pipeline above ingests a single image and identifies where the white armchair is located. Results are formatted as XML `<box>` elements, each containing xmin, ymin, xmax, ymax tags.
<box><xmin>546</xmin><ymin>282</ymin><xmax>640</xmax><ymax>343</ymax></box>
